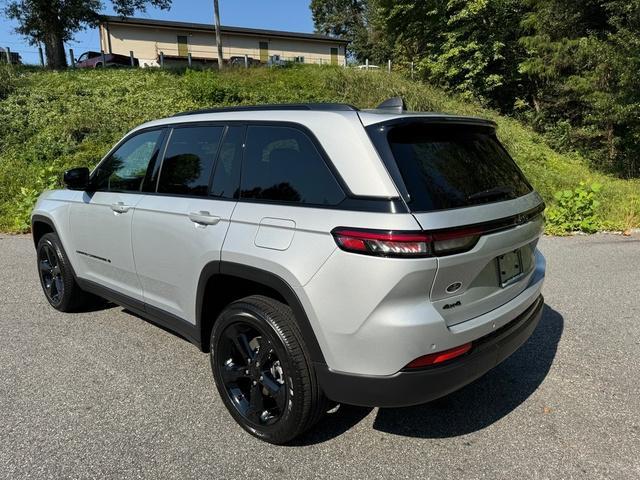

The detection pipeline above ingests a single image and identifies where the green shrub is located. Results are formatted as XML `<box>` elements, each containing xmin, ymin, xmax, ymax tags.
<box><xmin>10</xmin><ymin>164</ymin><xmax>61</xmax><ymax>232</ymax></box>
<box><xmin>0</xmin><ymin>64</ymin><xmax>18</xmax><ymax>99</ymax></box>
<box><xmin>545</xmin><ymin>183</ymin><xmax>603</xmax><ymax>234</ymax></box>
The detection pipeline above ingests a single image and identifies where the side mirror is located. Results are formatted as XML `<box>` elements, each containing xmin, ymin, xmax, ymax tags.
<box><xmin>63</xmin><ymin>167</ymin><xmax>90</xmax><ymax>190</ymax></box>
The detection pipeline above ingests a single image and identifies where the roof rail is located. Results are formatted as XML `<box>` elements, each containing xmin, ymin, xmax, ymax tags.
<box><xmin>172</xmin><ymin>103</ymin><xmax>359</xmax><ymax>117</ymax></box>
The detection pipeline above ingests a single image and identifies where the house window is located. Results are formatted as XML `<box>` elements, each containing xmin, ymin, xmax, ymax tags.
<box><xmin>177</xmin><ymin>35</ymin><xmax>188</xmax><ymax>57</ymax></box>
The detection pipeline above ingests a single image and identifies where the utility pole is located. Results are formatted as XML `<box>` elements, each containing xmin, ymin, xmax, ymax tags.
<box><xmin>213</xmin><ymin>0</ymin><xmax>223</xmax><ymax>70</ymax></box>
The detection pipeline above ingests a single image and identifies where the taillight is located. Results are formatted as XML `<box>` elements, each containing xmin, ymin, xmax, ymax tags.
<box><xmin>405</xmin><ymin>342</ymin><xmax>472</xmax><ymax>369</ymax></box>
<box><xmin>331</xmin><ymin>227</ymin><xmax>481</xmax><ymax>258</ymax></box>
<box><xmin>331</xmin><ymin>228</ymin><xmax>432</xmax><ymax>258</ymax></box>
<box><xmin>432</xmin><ymin>227</ymin><xmax>482</xmax><ymax>255</ymax></box>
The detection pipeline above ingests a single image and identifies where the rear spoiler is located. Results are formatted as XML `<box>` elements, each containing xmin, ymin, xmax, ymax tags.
<box><xmin>359</xmin><ymin>113</ymin><xmax>498</xmax><ymax>130</ymax></box>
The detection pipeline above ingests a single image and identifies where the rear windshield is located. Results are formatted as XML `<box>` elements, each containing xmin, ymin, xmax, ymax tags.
<box><xmin>370</xmin><ymin>122</ymin><xmax>532</xmax><ymax>212</ymax></box>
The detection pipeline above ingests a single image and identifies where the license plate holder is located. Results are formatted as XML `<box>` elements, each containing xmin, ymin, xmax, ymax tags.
<box><xmin>497</xmin><ymin>249</ymin><xmax>524</xmax><ymax>287</ymax></box>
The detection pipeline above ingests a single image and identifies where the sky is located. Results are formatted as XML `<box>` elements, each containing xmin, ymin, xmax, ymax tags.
<box><xmin>0</xmin><ymin>0</ymin><xmax>315</xmax><ymax>64</ymax></box>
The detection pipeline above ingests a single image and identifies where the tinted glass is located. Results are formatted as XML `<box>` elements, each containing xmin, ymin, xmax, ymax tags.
<box><xmin>382</xmin><ymin>123</ymin><xmax>532</xmax><ymax>211</ymax></box>
<box><xmin>157</xmin><ymin>126</ymin><xmax>223</xmax><ymax>196</ymax></box>
<box><xmin>211</xmin><ymin>126</ymin><xmax>244</xmax><ymax>199</ymax></box>
<box><xmin>93</xmin><ymin>129</ymin><xmax>163</xmax><ymax>192</ymax></box>
<box><xmin>241</xmin><ymin>126</ymin><xmax>344</xmax><ymax>205</ymax></box>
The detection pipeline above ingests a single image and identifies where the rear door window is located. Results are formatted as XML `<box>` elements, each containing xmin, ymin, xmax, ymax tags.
<box><xmin>157</xmin><ymin>125</ymin><xmax>224</xmax><ymax>196</ymax></box>
<box><xmin>241</xmin><ymin>125</ymin><xmax>345</xmax><ymax>206</ymax></box>
<box><xmin>371</xmin><ymin>122</ymin><xmax>532</xmax><ymax>211</ymax></box>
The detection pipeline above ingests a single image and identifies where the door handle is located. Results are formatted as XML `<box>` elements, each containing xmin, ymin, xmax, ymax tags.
<box><xmin>110</xmin><ymin>202</ymin><xmax>131</xmax><ymax>213</ymax></box>
<box><xmin>188</xmin><ymin>211</ymin><xmax>221</xmax><ymax>226</ymax></box>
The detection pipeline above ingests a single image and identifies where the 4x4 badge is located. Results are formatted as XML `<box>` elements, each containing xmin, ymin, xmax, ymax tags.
<box><xmin>443</xmin><ymin>300</ymin><xmax>462</xmax><ymax>310</ymax></box>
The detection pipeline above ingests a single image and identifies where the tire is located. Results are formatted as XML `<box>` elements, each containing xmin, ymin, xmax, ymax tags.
<box><xmin>36</xmin><ymin>232</ymin><xmax>99</xmax><ymax>312</ymax></box>
<box><xmin>210</xmin><ymin>295</ymin><xmax>326</xmax><ymax>444</ymax></box>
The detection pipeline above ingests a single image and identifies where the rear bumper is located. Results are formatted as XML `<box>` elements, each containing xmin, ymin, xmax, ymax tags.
<box><xmin>316</xmin><ymin>294</ymin><xmax>544</xmax><ymax>408</ymax></box>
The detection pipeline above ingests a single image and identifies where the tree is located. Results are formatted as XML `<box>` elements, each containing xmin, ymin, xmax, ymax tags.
<box><xmin>313</xmin><ymin>0</ymin><xmax>640</xmax><ymax>178</ymax></box>
<box><xmin>4</xmin><ymin>0</ymin><xmax>171</xmax><ymax>69</ymax></box>
<box><xmin>376</xmin><ymin>0</ymin><xmax>527</xmax><ymax>107</ymax></box>
<box><xmin>519</xmin><ymin>0</ymin><xmax>640</xmax><ymax>176</ymax></box>
<box><xmin>310</xmin><ymin>0</ymin><xmax>377</xmax><ymax>62</ymax></box>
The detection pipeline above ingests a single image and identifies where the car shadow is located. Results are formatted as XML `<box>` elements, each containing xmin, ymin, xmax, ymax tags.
<box><xmin>77</xmin><ymin>299</ymin><xmax>116</xmax><ymax>313</ymax></box>
<box><xmin>289</xmin><ymin>404</ymin><xmax>374</xmax><ymax>446</ymax></box>
<box><xmin>293</xmin><ymin>304</ymin><xmax>563</xmax><ymax>445</ymax></box>
<box><xmin>119</xmin><ymin>308</ymin><xmax>200</xmax><ymax>347</ymax></box>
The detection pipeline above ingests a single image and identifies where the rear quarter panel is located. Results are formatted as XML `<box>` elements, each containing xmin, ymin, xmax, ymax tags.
<box><xmin>222</xmin><ymin>205</ymin><xmax>424</xmax><ymax>370</ymax></box>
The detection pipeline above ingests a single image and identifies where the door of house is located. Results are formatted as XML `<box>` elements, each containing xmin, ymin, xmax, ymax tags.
<box><xmin>330</xmin><ymin>47</ymin><xmax>338</xmax><ymax>65</ymax></box>
<box><xmin>177</xmin><ymin>35</ymin><xmax>188</xmax><ymax>57</ymax></box>
<box><xmin>259</xmin><ymin>41</ymin><xmax>269</xmax><ymax>63</ymax></box>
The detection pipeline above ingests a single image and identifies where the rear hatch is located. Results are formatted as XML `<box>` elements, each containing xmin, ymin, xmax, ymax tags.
<box><xmin>365</xmin><ymin>116</ymin><xmax>544</xmax><ymax>326</ymax></box>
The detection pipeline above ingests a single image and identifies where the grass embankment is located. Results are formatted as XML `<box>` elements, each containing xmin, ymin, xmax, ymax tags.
<box><xmin>0</xmin><ymin>65</ymin><xmax>638</xmax><ymax>232</ymax></box>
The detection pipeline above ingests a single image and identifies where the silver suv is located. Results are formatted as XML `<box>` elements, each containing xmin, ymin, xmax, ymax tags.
<box><xmin>31</xmin><ymin>98</ymin><xmax>545</xmax><ymax>444</ymax></box>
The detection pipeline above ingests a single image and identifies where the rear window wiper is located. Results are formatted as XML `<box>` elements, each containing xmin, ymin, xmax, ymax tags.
<box><xmin>467</xmin><ymin>186</ymin><xmax>514</xmax><ymax>202</ymax></box>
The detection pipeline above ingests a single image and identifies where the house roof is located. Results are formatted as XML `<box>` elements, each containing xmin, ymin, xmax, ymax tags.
<box><xmin>100</xmin><ymin>16</ymin><xmax>349</xmax><ymax>44</ymax></box>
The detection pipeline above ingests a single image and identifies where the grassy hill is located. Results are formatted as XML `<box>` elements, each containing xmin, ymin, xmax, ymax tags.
<box><xmin>1</xmin><ymin>65</ymin><xmax>638</xmax><ymax>233</ymax></box>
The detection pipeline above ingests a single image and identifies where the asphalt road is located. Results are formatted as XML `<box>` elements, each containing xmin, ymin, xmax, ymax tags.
<box><xmin>1</xmin><ymin>233</ymin><xmax>639</xmax><ymax>479</ymax></box>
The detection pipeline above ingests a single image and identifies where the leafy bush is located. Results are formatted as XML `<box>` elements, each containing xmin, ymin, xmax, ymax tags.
<box><xmin>10</xmin><ymin>165</ymin><xmax>61</xmax><ymax>232</ymax></box>
<box><xmin>545</xmin><ymin>183</ymin><xmax>603</xmax><ymax>234</ymax></box>
<box><xmin>0</xmin><ymin>64</ymin><xmax>18</xmax><ymax>99</ymax></box>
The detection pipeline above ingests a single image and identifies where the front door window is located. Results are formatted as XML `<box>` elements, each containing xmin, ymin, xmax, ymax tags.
<box><xmin>92</xmin><ymin>130</ymin><xmax>164</xmax><ymax>192</ymax></box>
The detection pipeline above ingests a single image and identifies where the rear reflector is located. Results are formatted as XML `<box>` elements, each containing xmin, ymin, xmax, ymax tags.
<box><xmin>331</xmin><ymin>227</ymin><xmax>481</xmax><ymax>258</ymax></box>
<box><xmin>405</xmin><ymin>342</ymin><xmax>472</xmax><ymax>368</ymax></box>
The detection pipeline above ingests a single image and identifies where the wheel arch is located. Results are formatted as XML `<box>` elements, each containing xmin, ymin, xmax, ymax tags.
<box><xmin>31</xmin><ymin>214</ymin><xmax>57</xmax><ymax>248</ymax></box>
<box><xmin>196</xmin><ymin>261</ymin><xmax>326</xmax><ymax>364</ymax></box>
<box><xmin>31</xmin><ymin>213</ymin><xmax>81</xmax><ymax>281</ymax></box>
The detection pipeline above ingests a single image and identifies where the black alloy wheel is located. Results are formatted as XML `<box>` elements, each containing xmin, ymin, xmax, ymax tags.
<box><xmin>38</xmin><ymin>241</ymin><xmax>64</xmax><ymax>306</ymax></box>
<box><xmin>217</xmin><ymin>321</ymin><xmax>288</xmax><ymax>426</ymax></box>
<box><xmin>210</xmin><ymin>295</ymin><xmax>326</xmax><ymax>444</ymax></box>
<box><xmin>36</xmin><ymin>232</ymin><xmax>99</xmax><ymax>312</ymax></box>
